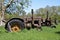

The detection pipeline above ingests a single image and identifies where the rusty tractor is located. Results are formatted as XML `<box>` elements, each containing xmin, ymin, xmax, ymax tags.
<box><xmin>4</xmin><ymin>9</ymin><xmax>56</xmax><ymax>32</ymax></box>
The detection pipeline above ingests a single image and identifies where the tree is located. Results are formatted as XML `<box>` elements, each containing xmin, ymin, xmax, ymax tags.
<box><xmin>35</xmin><ymin>5</ymin><xmax>60</xmax><ymax>21</ymax></box>
<box><xmin>0</xmin><ymin>0</ymin><xmax>31</xmax><ymax>26</ymax></box>
<box><xmin>0</xmin><ymin>0</ymin><xmax>5</xmax><ymax>26</ymax></box>
<box><xmin>4</xmin><ymin>0</ymin><xmax>31</xmax><ymax>14</ymax></box>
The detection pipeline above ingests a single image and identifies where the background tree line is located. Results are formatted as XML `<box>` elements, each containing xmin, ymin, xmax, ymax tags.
<box><xmin>27</xmin><ymin>6</ymin><xmax>60</xmax><ymax>22</ymax></box>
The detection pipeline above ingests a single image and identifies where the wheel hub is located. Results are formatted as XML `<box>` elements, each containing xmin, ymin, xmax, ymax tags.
<box><xmin>11</xmin><ymin>25</ymin><xmax>20</xmax><ymax>32</ymax></box>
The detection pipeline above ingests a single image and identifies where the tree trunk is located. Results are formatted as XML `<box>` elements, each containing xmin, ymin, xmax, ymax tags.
<box><xmin>0</xmin><ymin>1</ymin><xmax>5</xmax><ymax>26</ymax></box>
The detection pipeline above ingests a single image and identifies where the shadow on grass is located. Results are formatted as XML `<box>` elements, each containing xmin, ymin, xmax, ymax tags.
<box><xmin>55</xmin><ymin>31</ymin><xmax>60</xmax><ymax>34</ymax></box>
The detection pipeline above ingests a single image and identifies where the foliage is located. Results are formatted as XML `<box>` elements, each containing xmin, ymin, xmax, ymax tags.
<box><xmin>4</xmin><ymin>12</ymin><xmax>20</xmax><ymax>21</ymax></box>
<box><xmin>4</xmin><ymin>0</ymin><xmax>31</xmax><ymax>14</ymax></box>
<box><xmin>35</xmin><ymin>6</ymin><xmax>60</xmax><ymax>21</ymax></box>
<box><xmin>1</xmin><ymin>0</ymin><xmax>31</xmax><ymax>20</ymax></box>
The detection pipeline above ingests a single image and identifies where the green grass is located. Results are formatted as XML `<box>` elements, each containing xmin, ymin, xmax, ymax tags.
<box><xmin>0</xmin><ymin>24</ymin><xmax>60</xmax><ymax>40</ymax></box>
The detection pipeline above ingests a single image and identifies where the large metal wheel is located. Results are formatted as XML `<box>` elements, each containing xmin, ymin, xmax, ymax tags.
<box><xmin>5</xmin><ymin>18</ymin><xmax>25</xmax><ymax>32</ymax></box>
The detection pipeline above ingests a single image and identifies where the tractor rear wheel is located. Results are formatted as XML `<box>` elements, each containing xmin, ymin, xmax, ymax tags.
<box><xmin>5</xmin><ymin>18</ymin><xmax>25</xmax><ymax>32</ymax></box>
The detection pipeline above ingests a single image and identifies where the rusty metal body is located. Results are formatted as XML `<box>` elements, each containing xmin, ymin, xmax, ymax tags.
<box><xmin>24</xmin><ymin>17</ymin><xmax>41</xmax><ymax>28</ymax></box>
<box><xmin>23</xmin><ymin>9</ymin><xmax>41</xmax><ymax>28</ymax></box>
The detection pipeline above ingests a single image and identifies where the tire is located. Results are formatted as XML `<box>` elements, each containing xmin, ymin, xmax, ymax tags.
<box><xmin>5</xmin><ymin>18</ymin><xmax>25</xmax><ymax>32</ymax></box>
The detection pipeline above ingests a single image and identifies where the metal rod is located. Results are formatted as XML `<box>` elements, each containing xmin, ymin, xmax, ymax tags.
<box><xmin>46</xmin><ymin>11</ymin><xmax>48</xmax><ymax>19</ymax></box>
<box><xmin>31</xmin><ymin>9</ymin><xmax>34</xmax><ymax>24</ymax></box>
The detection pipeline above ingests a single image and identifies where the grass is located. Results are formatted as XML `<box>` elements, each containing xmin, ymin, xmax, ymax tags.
<box><xmin>0</xmin><ymin>24</ymin><xmax>60</xmax><ymax>40</ymax></box>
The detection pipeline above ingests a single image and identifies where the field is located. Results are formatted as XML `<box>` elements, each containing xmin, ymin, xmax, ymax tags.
<box><xmin>0</xmin><ymin>24</ymin><xmax>60</xmax><ymax>40</ymax></box>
